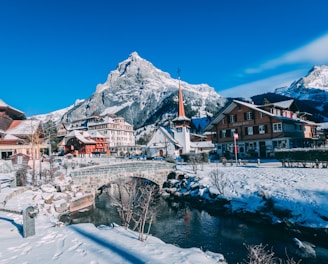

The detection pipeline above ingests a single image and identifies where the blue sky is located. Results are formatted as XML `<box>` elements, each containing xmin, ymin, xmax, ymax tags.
<box><xmin>1</xmin><ymin>0</ymin><xmax>328</xmax><ymax>116</ymax></box>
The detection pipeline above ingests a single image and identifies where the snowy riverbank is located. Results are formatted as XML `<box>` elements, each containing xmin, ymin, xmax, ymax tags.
<box><xmin>171</xmin><ymin>162</ymin><xmax>328</xmax><ymax>231</ymax></box>
<box><xmin>0</xmin><ymin>184</ymin><xmax>226</xmax><ymax>264</ymax></box>
<box><xmin>1</xmin><ymin>160</ymin><xmax>328</xmax><ymax>263</ymax></box>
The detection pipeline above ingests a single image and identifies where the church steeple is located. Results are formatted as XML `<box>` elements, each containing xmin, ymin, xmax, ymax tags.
<box><xmin>177</xmin><ymin>69</ymin><xmax>186</xmax><ymax>117</ymax></box>
<box><xmin>173</xmin><ymin>69</ymin><xmax>190</xmax><ymax>126</ymax></box>
<box><xmin>172</xmin><ymin>69</ymin><xmax>191</xmax><ymax>154</ymax></box>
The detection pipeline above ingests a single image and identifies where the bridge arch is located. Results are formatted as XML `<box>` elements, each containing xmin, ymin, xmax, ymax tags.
<box><xmin>70</xmin><ymin>161</ymin><xmax>175</xmax><ymax>195</ymax></box>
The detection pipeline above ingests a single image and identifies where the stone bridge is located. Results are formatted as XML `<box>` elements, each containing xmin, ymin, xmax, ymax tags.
<box><xmin>70</xmin><ymin>161</ymin><xmax>176</xmax><ymax>195</ymax></box>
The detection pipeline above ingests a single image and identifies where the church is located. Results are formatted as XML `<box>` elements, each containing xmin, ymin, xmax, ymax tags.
<box><xmin>146</xmin><ymin>76</ymin><xmax>214</xmax><ymax>159</ymax></box>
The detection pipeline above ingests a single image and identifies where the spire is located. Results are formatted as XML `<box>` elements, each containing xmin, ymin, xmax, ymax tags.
<box><xmin>177</xmin><ymin>68</ymin><xmax>186</xmax><ymax>117</ymax></box>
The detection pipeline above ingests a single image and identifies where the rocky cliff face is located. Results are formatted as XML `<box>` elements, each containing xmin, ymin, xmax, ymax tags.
<box><xmin>61</xmin><ymin>52</ymin><xmax>226</xmax><ymax>128</ymax></box>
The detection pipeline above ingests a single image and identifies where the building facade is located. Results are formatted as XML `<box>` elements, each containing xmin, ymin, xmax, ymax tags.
<box><xmin>146</xmin><ymin>127</ymin><xmax>182</xmax><ymax>158</ymax></box>
<box><xmin>58</xmin><ymin>112</ymin><xmax>135</xmax><ymax>156</ymax></box>
<box><xmin>205</xmin><ymin>99</ymin><xmax>319</xmax><ymax>159</ymax></box>
<box><xmin>63</xmin><ymin>130</ymin><xmax>107</xmax><ymax>156</ymax></box>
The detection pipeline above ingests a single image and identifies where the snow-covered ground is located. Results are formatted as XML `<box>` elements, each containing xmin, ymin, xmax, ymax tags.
<box><xmin>0</xmin><ymin>159</ymin><xmax>328</xmax><ymax>263</ymax></box>
<box><xmin>179</xmin><ymin>161</ymin><xmax>328</xmax><ymax>229</ymax></box>
<box><xmin>0</xmin><ymin>186</ymin><xmax>225</xmax><ymax>264</ymax></box>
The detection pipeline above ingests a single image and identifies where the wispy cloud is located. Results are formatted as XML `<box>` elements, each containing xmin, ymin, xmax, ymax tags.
<box><xmin>219</xmin><ymin>69</ymin><xmax>305</xmax><ymax>98</ymax></box>
<box><xmin>246</xmin><ymin>33</ymin><xmax>328</xmax><ymax>74</ymax></box>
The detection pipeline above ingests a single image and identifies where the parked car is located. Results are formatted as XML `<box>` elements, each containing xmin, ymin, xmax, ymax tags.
<box><xmin>131</xmin><ymin>155</ymin><xmax>146</xmax><ymax>160</ymax></box>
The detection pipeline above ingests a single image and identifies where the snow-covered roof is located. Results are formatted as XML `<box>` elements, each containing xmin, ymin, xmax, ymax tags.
<box><xmin>6</xmin><ymin>120</ymin><xmax>41</xmax><ymax>136</ymax></box>
<box><xmin>88</xmin><ymin>130</ymin><xmax>106</xmax><ymax>138</ymax></box>
<box><xmin>147</xmin><ymin>126</ymin><xmax>182</xmax><ymax>149</ymax></box>
<box><xmin>3</xmin><ymin>134</ymin><xmax>21</xmax><ymax>141</ymax></box>
<box><xmin>159</xmin><ymin>127</ymin><xmax>180</xmax><ymax>145</ymax></box>
<box><xmin>268</xmin><ymin>99</ymin><xmax>294</xmax><ymax>109</ymax></box>
<box><xmin>172</xmin><ymin>116</ymin><xmax>191</xmax><ymax>122</ymax></box>
<box><xmin>0</xmin><ymin>99</ymin><xmax>23</xmax><ymax>114</ymax></box>
<box><xmin>65</xmin><ymin>130</ymin><xmax>96</xmax><ymax>144</ymax></box>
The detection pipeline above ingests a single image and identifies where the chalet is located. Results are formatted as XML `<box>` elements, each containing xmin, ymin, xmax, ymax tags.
<box><xmin>63</xmin><ymin>130</ymin><xmax>107</xmax><ymax>157</ymax></box>
<box><xmin>205</xmin><ymin>99</ymin><xmax>319</xmax><ymax>159</ymax></box>
<box><xmin>0</xmin><ymin>99</ymin><xmax>46</xmax><ymax>160</ymax></box>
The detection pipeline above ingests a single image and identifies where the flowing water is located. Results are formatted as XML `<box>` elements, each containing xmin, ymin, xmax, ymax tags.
<box><xmin>66</xmin><ymin>193</ymin><xmax>328</xmax><ymax>263</ymax></box>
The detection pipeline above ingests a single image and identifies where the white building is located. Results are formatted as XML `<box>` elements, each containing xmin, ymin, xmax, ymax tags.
<box><xmin>146</xmin><ymin>127</ymin><xmax>182</xmax><ymax>158</ymax></box>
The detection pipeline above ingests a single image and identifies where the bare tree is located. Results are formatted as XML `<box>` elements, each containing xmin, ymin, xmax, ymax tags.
<box><xmin>112</xmin><ymin>178</ymin><xmax>138</xmax><ymax>229</ymax></box>
<box><xmin>189</xmin><ymin>154</ymin><xmax>203</xmax><ymax>173</ymax></box>
<box><xmin>108</xmin><ymin>178</ymin><xmax>159</xmax><ymax>241</ymax></box>
<box><xmin>240</xmin><ymin>244</ymin><xmax>302</xmax><ymax>264</ymax></box>
<box><xmin>131</xmin><ymin>183</ymin><xmax>158</xmax><ymax>241</ymax></box>
<box><xmin>48</xmin><ymin>155</ymin><xmax>56</xmax><ymax>180</ymax></box>
<box><xmin>209</xmin><ymin>168</ymin><xmax>230</xmax><ymax>195</ymax></box>
<box><xmin>242</xmin><ymin>244</ymin><xmax>276</xmax><ymax>264</ymax></box>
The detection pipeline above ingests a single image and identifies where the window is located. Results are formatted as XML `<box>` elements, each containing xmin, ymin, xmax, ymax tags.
<box><xmin>245</xmin><ymin>112</ymin><xmax>253</xmax><ymax>120</ymax></box>
<box><xmin>247</xmin><ymin>127</ymin><xmax>253</xmax><ymax>135</ymax></box>
<box><xmin>259</xmin><ymin>125</ymin><xmax>266</xmax><ymax>134</ymax></box>
<box><xmin>221</xmin><ymin>130</ymin><xmax>226</xmax><ymax>138</ymax></box>
<box><xmin>259</xmin><ymin>112</ymin><xmax>264</xmax><ymax>118</ymax></box>
<box><xmin>273</xmin><ymin>123</ymin><xmax>282</xmax><ymax>132</ymax></box>
<box><xmin>229</xmin><ymin>114</ymin><xmax>237</xmax><ymax>123</ymax></box>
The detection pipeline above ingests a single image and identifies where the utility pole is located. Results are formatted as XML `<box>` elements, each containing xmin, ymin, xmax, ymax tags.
<box><xmin>30</xmin><ymin>120</ymin><xmax>36</xmax><ymax>185</ymax></box>
<box><xmin>48</xmin><ymin>131</ymin><xmax>51</xmax><ymax>156</ymax></box>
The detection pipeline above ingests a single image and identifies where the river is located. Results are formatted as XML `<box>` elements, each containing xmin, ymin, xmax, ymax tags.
<box><xmin>66</xmin><ymin>193</ymin><xmax>328</xmax><ymax>264</ymax></box>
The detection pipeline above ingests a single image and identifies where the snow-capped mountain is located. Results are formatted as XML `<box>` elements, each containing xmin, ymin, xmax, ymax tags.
<box><xmin>275</xmin><ymin>65</ymin><xmax>328</xmax><ymax>102</ymax></box>
<box><xmin>31</xmin><ymin>99</ymin><xmax>84</xmax><ymax>125</ymax></box>
<box><xmin>61</xmin><ymin>52</ymin><xmax>226</xmax><ymax>128</ymax></box>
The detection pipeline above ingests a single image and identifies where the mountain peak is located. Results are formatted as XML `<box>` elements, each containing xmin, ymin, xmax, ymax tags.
<box><xmin>302</xmin><ymin>64</ymin><xmax>328</xmax><ymax>89</ymax></box>
<box><xmin>275</xmin><ymin>64</ymin><xmax>328</xmax><ymax>103</ymax></box>
<box><xmin>129</xmin><ymin>51</ymin><xmax>141</xmax><ymax>60</ymax></box>
<box><xmin>65</xmin><ymin>53</ymin><xmax>225</xmax><ymax>128</ymax></box>
<box><xmin>95</xmin><ymin>51</ymin><xmax>166</xmax><ymax>94</ymax></box>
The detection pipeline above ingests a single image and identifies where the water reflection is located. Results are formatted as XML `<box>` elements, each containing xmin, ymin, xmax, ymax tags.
<box><xmin>65</xmin><ymin>193</ymin><xmax>327</xmax><ymax>264</ymax></box>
